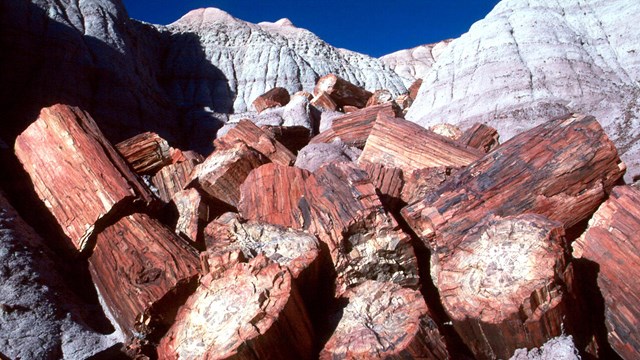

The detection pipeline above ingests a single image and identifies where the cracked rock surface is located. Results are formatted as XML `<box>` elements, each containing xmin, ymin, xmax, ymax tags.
<box><xmin>0</xmin><ymin>191</ymin><xmax>118</xmax><ymax>359</ymax></box>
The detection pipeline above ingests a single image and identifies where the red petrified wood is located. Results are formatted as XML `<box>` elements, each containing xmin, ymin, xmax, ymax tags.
<box><xmin>359</xmin><ymin>113</ymin><xmax>483</xmax><ymax>173</ymax></box>
<box><xmin>401</xmin><ymin>114</ymin><xmax>625</xmax><ymax>249</ymax></box>
<box><xmin>171</xmin><ymin>188</ymin><xmax>209</xmax><ymax>244</ymax></box>
<box><xmin>157</xmin><ymin>256</ymin><xmax>315</xmax><ymax>360</ymax></box>
<box><xmin>458</xmin><ymin>122</ymin><xmax>500</xmax><ymax>153</ymax></box>
<box><xmin>573</xmin><ymin>185</ymin><xmax>640</xmax><ymax>360</ymax></box>
<box><xmin>320</xmin><ymin>280</ymin><xmax>449</xmax><ymax>360</ymax></box>
<box><xmin>14</xmin><ymin>104</ymin><xmax>153</xmax><ymax>252</ymax></box>
<box><xmin>251</xmin><ymin>87</ymin><xmax>290</xmax><ymax>113</ymax></box>
<box><xmin>310</xmin><ymin>103</ymin><xmax>400</xmax><ymax>148</ymax></box>
<box><xmin>438</xmin><ymin>214</ymin><xmax>573</xmax><ymax>360</ymax></box>
<box><xmin>188</xmin><ymin>141</ymin><xmax>268</xmax><ymax>209</ymax></box>
<box><xmin>313</xmin><ymin>74</ymin><xmax>372</xmax><ymax>109</ymax></box>
<box><xmin>214</xmin><ymin>119</ymin><xmax>295</xmax><ymax>166</ymax></box>
<box><xmin>89</xmin><ymin>213</ymin><xmax>200</xmax><ymax>341</ymax></box>
<box><xmin>115</xmin><ymin>131</ymin><xmax>173</xmax><ymax>175</ymax></box>
<box><xmin>239</xmin><ymin>162</ymin><xmax>419</xmax><ymax>295</ymax></box>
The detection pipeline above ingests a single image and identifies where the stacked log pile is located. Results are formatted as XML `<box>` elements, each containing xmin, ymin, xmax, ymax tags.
<box><xmin>9</xmin><ymin>74</ymin><xmax>640</xmax><ymax>359</ymax></box>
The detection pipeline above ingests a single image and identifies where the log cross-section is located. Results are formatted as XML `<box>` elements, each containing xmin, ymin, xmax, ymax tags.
<box><xmin>89</xmin><ymin>213</ymin><xmax>200</xmax><ymax>341</ymax></box>
<box><xmin>438</xmin><ymin>214</ymin><xmax>572</xmax><ymax>360</ymax></box>
<box><xmin>157</xmin><ymin>256</ymin><xmax>315</xmax><ymax>360</ymax></box>
<box><xmin>320</xmin><ymin>280</ymin><xmax>449</xmax><ymax>359</ymax></box>
<box><xmin>14</xmin><ymin>104</ymin><xmax>153</xmax><ymax>252</ymax></box>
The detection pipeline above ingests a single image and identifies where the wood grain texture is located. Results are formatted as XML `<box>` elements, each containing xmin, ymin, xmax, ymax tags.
<box><xmin>189</xmin><ymin>141</ymin><xmax>268</xmax><ymax>208</ymax></box>
<box><xmin>157</xmin><ymin>256</ymin><xmax>315</xmax><ymax>360</ymax></box>
<box><xmin>14</xmin><ymin>104</ymin><xmax>153</xmax><ymax>252</ymax></box>
<box><xmin>239</xmin><ymin>162</ymin><xmax>419</xmax><ymax>296</ymax></box>
<box><xmin>458</xmin><ymin>123</ymin><xmax>500</xmax><ymax>153</ymax></box>
<box><xmin>313</xmin><ymin>74</ymin><xmax>372</xmax><ymax>109</ymax></box>
<box><xmin>573</xmin><ymin>185</ymin><xmax>640</xmax><ymax>360</ymax></box>
<box><xmin>401</xmin><ymin>114</ymin><xmax>626</xmax><ymax>253</ymax></box>
<box><xmin>151</xmin><ymin>158</ymin><xmax>200</xmax><ymax>203</ymax></box>
<box><xmin>115</xmin><ymin>131</ymin><xmax>172</xmax><ymax>175</ymax></box>
<box><xmin>214</xmin><ymin>120</ymin><xmax>296</xmax><ymax>166</ymax></box>
<box><xmin>320</xmin><ymin>280</ymin><xmax>449</xmax><ymax>360</ymax></box>
<box><xmin>311</xmin><ymin>91</ymin><xmax>338</xmax><ymax>112</ymax></box>
<box><xmin>438</xmin><ymin>214</ymin><xmax>571</xmax><ymax>360</ymax></box>
<box><xmin>89</xmin><ymin>213</ymin><xmax>200</xmax><ymax>340</ymax></box>
<box><xmin>310</xmin><ymin>103</ymin><xmax>400</xmax><ymax>148</ymax></box>
<box><xmin>358</xmin><ymin>113</ymin><xmax>483</xmax><ymax>174</ymax></box>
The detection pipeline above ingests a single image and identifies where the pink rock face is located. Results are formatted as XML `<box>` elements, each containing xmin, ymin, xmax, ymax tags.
<box><xmin>380</xmin><ymin>40</ymin><xmax>452</xmax><ymax>87</ymax></box>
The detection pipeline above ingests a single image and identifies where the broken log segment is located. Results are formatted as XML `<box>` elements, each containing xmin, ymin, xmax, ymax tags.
<box><xmin>151</xmin><ymin>157</ymin><xmax>200</xmax><ymax>203</ymax></box>
<box><xmin>573</xmin><ymin>185</ymin><xmax>640</xmax><ymax>360</ymax></box>
<box><xmin>115</xmin><ymin>131</ymin><xmax>172</xmax><ymax>175</ymax></box>
<box><xmin>358</xmin><ymin>113</ymin><xmax>483</xmax><ymax>174</ymax></box>
<box><xmin>14</xmin><ymin>104</ymin><xmax>153</xmax><ymax>252</ymax></box>
<box><xmin>252</xmin><ymin>87</ymin><xmax>290</xmax><ymax>113</ymax></box>
<box><xmin>401</xmin><ymin>114</ymin><xmax>626</xmax><ymax>253</ymax></box>
<box><xmin>171</xmin><ymin>188</ymin><xmax>209</xmax><ymax>244</ymax></box>
<box><xmin>320</xmin><ymin>280</ymin><xmax>449</xmax><ymax>360</ymax></box>
<box><xmin>239</xmin><ymin>162</ymin><xmax>419</xmax><ymax>296</ymax></box>
<box><xmin>313</xmin><ymin>74</ymin><xmax>372</xmax><ymax>109</ymax></box>
<box><xmin>408</xmin><ymin>78</ymin><xmax>423</xmax><ymax>101</ymax></box>
<box><xmin>311</xmin><ymin>91</ymin><xmax>338</xmax><ymax>112</ymax></box>
<box><xmin>188</xmin><ymin>141</ymin><xmax>268</xmax><ymax>209</ymax></box>
<box><xmin>214</xmin><ymin>119</ymin><xmax>295</xmax><ymax>166</ymax></box>
<box><xmin>359</xmin><ymin>162</ymin><xmax>404</xmax><ymax>211</ymax></box>
<box><xmin>438</xmin><ymin>214</ymin><xmax>572</xmax><ymax>360</ymax></box>
<box><xmin>458</xmin><ymin>123</ymin><xmax>500</xmax><ymax>153</ymax></box>
<box><xmin>428</xmin><ymin>123</ymin><xmax>463</xmax><ymax>141</ymax></box>
<box><xmin>89</xmin><ymin>213</ymin><xmax>200</xmax><ymax>341</ymax></box>
<box><xmin>203</xmin><ymin>212</ymin><xmax>320</xmax><ymax>281</ymax></box>
<box><xmin>310</xmin><ymin>102</ymin><xmax>400</xmax><ymax>148</ymax></box>
<box><xmin>157</xmin><ymin>256</ymin><xmax>315</xmax><ymax>360</ymax></box>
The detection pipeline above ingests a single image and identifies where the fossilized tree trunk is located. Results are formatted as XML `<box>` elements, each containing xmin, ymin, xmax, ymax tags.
<box><xmin>89</xmin><ymin>213</ymin><xmax>200</xmax><ymax>341</ymax></box>
<box><xmin>573</xmin><ymin>185</ymin><xmax>640</xmax><ymax>360</ymax></box>
<box><xmin>14</xmin><ymin>104</ymin><xmax>153</xmax><ymax>251</ymax></box>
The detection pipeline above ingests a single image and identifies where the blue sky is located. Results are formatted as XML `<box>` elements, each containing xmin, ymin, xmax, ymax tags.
<box><xmin>122</xmin><ymin>0</ymin><xmax>500</xmax><ymax>57</ymax></box>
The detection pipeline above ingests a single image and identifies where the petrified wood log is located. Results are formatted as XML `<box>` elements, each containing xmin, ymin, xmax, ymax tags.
<box><xmin>365</xmin><ymin>89</ymin><xmax>393</xmax><ymax>107</ymax></box>
<box><xmin>359</xmin><ymin>113</ymin><xmax>483</xmax><ymax>173</ymax></box>
<box><xmin>320</xmin><ymin>280</ymin><xmax>449</xmax><ymax>360</ymax></box>
<box><xmin>342</xmin><ymin>105</ymin><xmax>359</xmax><ymax>113</ymax></box>
<box><xmin>438</xmin><ymin>214</ymin><xmax>572</xmax><ymax>360</ymax></box>
<box><xmin>573</xmin><ymin>185</ymin><xmax>640</xmax><ymax>359</ymax></box>
<box><xmin>157</xmin><ymin>256</ymin><xmax>315</xmax><ymax>360</ymax></box>
<box><xmin>172</xmin><ymin>188</ymin><xmax>209</xmax><ymax>244</ymax></box>
<box><xmin>401</xmin><ymin>114</ymin><xmax>626</xmax><ymax>252</ymax></box>
<box><xmin>400</xmin><ymin>166</ymin><xmax>457</xmax><ymax>206</ymax></box>
<box><xmin>359</xmin><ymin>162</ymin><xmax>404</xmax><ymax>211</ymax></box>
<box><xmin>314</xmin><ymin>74</ymin><xmax>372</xmax><ymax>109</ymax></box>
<box><xmin>239</xmin><ymin>162</ymin><xmax>419</xmax><ymax>295</ymax></box>
<box><xmin>189</xmin><ymin>141</ymin><xmax>268</xmax><ymax>209</ymax></box>
<box><xmin>408</xmin><ymin>78</ymin><xmax>423</xmax><ymax>100</ymax></box>
<box><xmin>458</xmin><ymin>123</ymin><xmax>500</xmax><ymax>153</ymax></box>
<box><xmin>115</xmin><ymin>131</ymin><xmax>172</xmax><ymax>175</ymax></box>
<box><xmin>14</xmin><ymin>104</ymin><xmax>153</xmax><ymax>252</ymax></box>
<box><xmin>202</xmin><ymin>212</ymin><xmax>319</xmax><ymax>282</ymax></box>
<box><xmin>311</xmin><ymin>91</ymin><xmax>338</xmax><ymax>112</ymax></box>
<box><xmin>89</xmin><ymin>213</ymin><xmax>200</xmax><ymax>341</ymax></box>
<box><xmin>252</xmin><ymin>87</ymin><xmax>290</xmax><ymax>113</ymax></box>
<box><xmin>310</xmin><ymin>103</ymin><xmax>400</xmax><ymax>148</ymax></box>
<box><xmin>151</xmin><ymin>157</ymin><xmax>200</xmax><ymax>203</ymax></box>
<box><xmin>214</xmin><ymin>120</ymin><xmax>296</xmax><ymax>166</ymax></box>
